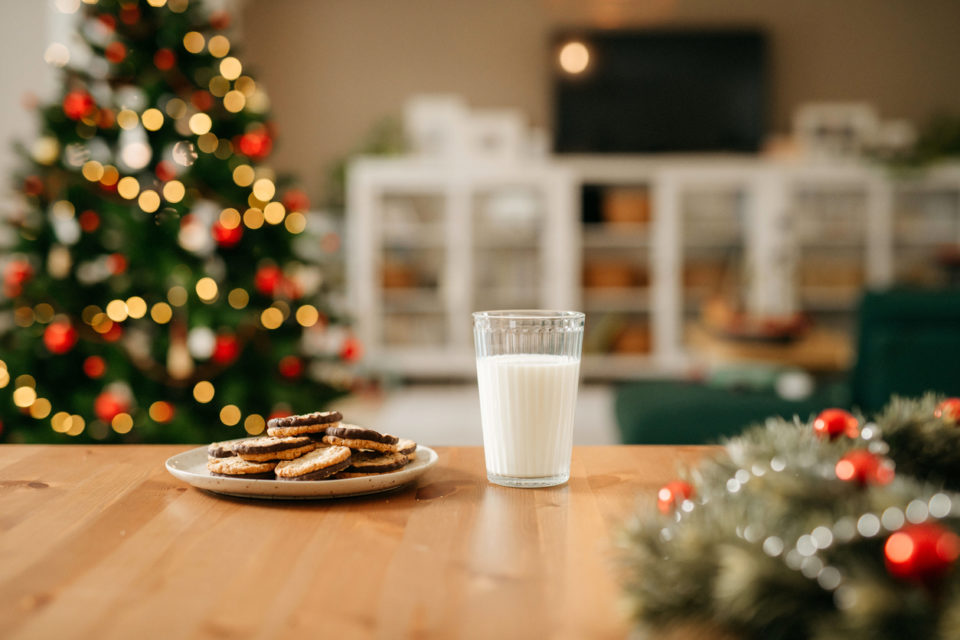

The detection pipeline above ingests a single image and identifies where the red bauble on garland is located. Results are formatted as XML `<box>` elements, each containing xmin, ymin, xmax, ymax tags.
<box><xmin>278</xmin><ymin>355</ymin><xmax>303</xmax><ymax>379</ymax></box>
<box><xmin>657</xmin><ymin>480</ymin><xmax>694</xmax><ymax>514</ymax></box>
<box><xmin>211</xmin><ymin>334</ymin><xmax>240</xmax><ymax>364</ymax></box>
<box><xmin>885</xmin><ymin>522</ymin><xmax>960</xmax><ymax>585</ymax></box>
<box><xmin>209</xmin><ymin>10</ymin><xmax>231</xmax><ymax>30</ymax></box>
<box><xmin>107</xmin><ymin>253</ymin><xmax>128</xmax><ymax>275</ymax></box>
<box><xmin>119</xmin><ymin>4</ymin><xmax>140</xmax><ymax>25</ymax></box>
<box><xmin>254</xmin><ymin>265</ymin><xmax>283</xmax><ymax>296</ymax></box>
<box><xmin>63</xmin><ymin>90</ymin><xmax>96</xmax><ymax>120</ymax></box>
<box><xmin>835</xmin><ymin>449</ymin><xmax>894</xmax><ymax>486</ymax></box>
<box><xmin>153</xmin><ymin>48</ymin><xmax>176</xmax><ymax>71</ymax></box>
<box><xmin>79</xmin><ymin>210</ymin><xmax>100</xmax><ymax>232</ymax></box>
<box><xmin>83</xmin><ymin>356</ymin><xmax>107</xmax><ymax>379</ymax></box>
<box><xmin>813</xmin><ymin>408</ymin><xmax>859</xmax><ymax>440</ymax></box>
<box><xmin>212</xmin><ymin>221</ymin><xmax>243</xmax><ymax>248</ymax></box>
<box><xmin>191</xmin><ymin>90</ymin><xmax>214</xmax><ymax>112</ymax></box>
<box><xmin>43</xmin><ymin>321</ymin><xmax>78</xmax><ymax>355</ymax></box>
<box><xmin>23</xmin><ymin>175</ymin><xmax>45</xmax><ymax>196</ymax></box>
<box><xmin>155</xmin><ymin>161</ymin><xmax>176</xmax><ymax>182</ymax></box>
<box><xmin>94</xmin><ymin>390</ymin><xmax>129</xmax><ymax>423</ymax></box>
<box><xmin>238</xmin><ymin>128</ymin><xmax>273</xmax><ymax>160</ymax></box>
<box><xmin>935</xmin><ymin>398</ymin><xmax>960</xmax><ymax>424</ymax></box>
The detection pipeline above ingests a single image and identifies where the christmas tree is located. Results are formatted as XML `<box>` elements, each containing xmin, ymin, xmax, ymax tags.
<box><xmin>0</xmin><ymin>0</ymin><xmax>359</xmax><ymax>444</ymax></box>
<box><xmin>622</xmin><ymin>396</ymin><xmax>960</xmax><ymax>640</ymax></box>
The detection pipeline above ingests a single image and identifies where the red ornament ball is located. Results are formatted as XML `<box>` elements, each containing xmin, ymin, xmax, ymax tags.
<box><xmin>282</xmin><ymin>189</ymin><xmax>310</xmax><ymax>213</ymax></box>
<box><xmin>79</xmin><ymin>210</ymin><xmax>100</xmax><ymax>233</ymax></box>
<box><xmin>238</xmin><ymin>128</ymin><xmax>273</xmax><ymax>160</ymax></box>
<box><xmin>657</xmin><ymin>480</ymin><xmax>694</xmax><ymax>515</ymax></box>
<box><xmin>209</xmin><ymin>10</ymin><xmax>231</xmax><ymax>30</ymax></box>
<box><xmin>835</xmin><ymin>449</ymin><xmax>894</xmax><ymax>486</ymax></box>
<box><xmin>101</xmin><ymin>322</ymin><xmax>123</xmax><ymax>343</ymax></box>
<box><xmin>107</xmin><ymin>253</ymin><xmax>128</xmax><ymax>275</ymax></box>
<box><xmin>97</xmin><ymin>14</ymin><xmax>117</xmax><ymax>31</ymax></box>
<box><xmin>63</xmin><ymin>90</ymin><xmax>96</xmax><ymax>120</ymax></box>
<box><xmin>83</xmin><ymin>356</ymin><xmax>107</xmax><ymax>379</ymax></box>
<box><xmin>278</xmin><ymin>355</ymin><xmax>304</xmax><ymax>379</ymax></box>
<box><xmin>813</xmin><ymin>408</ymin><xmax>859</xmax><ymax>440</ymax></box>
<box><xmin>155</xmin><ymin>161</ymin><xmax>176</xmax><ymax>182</ymax></box>
<box><xmin>254</xmin><ymin>265</ymin><xmax>283</xmax><ymax>296</ymax></box>
<box><xmin>191</xmin><ymin>90</ymin><xmax>214</xmax><ymax>112</ymax></box>
<box><xmin>105</xmin><ymin>41</ymin><xmax>127</xmax><ymax>64</ymax></box>
<box><xmin>94</xmin><ymin>390</ymin><xmax>129</xmax><ymax>423</ymax></box>
<box><xmin>885</xmin><ymin>522</ymin><xmax>960</xmax><ymax>585</ymax></box>
<box><xmin>212</xmin><ymin>221</ymin><xmax>243</xmax><ymax>248</ymax></box>
<box><xmin>153</xmin><ymin>48</ymin><xmax>176</xmax><ymax>71</ymax></box>
<box><xmin>4</xmin><ymin>260</ymin><xmax>33</xmax><ymax>297</ymax></box>
<box><xmin>119</xmin><ymin>4</ymin><xmax>139</xmax><ymax>25</ymax></box>
<box><xmin>935</xmin><ymin>398</ymin><xmax>960</xmax><ymax>424</ymax></box>
<box><xmin>211</xmin><ymin>334</ymin><xmax>240</xmax><ymax>364</ymax></box>
<box><xmin>268</xmin><ymin>408</ymin><xmax>293</xmax><ymax>422</ymax></box>
<box><xmin>23</xmin><ymin>175</ymin><xmax>45</xmax><ymax>196</ymax></box>
<box><xmin>43</xmin><ymin>321</ymin><xmax>78</xmax><ymax>355</ymax></box>
<box><xmin>340</xmin><ymin>336</ymin><xmax>364</xmax><ymax>362</ymax></box>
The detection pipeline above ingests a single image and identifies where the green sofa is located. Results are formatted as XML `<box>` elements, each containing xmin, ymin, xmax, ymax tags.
<box><xmin>615</xmin><ymin>289</ymin><xmax>960</xmax><ymax>444</ymax></box>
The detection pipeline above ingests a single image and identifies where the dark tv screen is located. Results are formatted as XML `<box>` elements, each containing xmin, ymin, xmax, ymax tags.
<box><xmin>553</xmin><ymin>30</ymin><xmax>767</xmax><ymax>153</ymax></box>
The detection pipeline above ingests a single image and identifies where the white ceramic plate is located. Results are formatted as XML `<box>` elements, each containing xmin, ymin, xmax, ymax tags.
<box><xmin>165</xmin><ymin>443</ymin><xmax>438</xmax><ymax>500</ymax></box>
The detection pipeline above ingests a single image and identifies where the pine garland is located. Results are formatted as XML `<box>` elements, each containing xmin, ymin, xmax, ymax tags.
<box><xmin>621</xmin><ymin>395</ymin><xmax>960</xmax><ymax>640</ymax></box>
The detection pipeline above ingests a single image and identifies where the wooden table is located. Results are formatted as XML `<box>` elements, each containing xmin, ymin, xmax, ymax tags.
<box><xmin>0</xmin><ymin>445</ymin><xmax>710</xmax><ymax>639</ymax></box>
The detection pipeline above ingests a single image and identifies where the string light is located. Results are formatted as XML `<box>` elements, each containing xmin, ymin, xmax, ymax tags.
<box><xmin>150</xmin><ymin>302</ymin><xmax>173</xmax><ymax>324</ymax></box>
<box><xmin>30</xmin><ymin>398</ymin><xmax>52</xmax><ymax>419</ymax></box>
<box><xmin>106</xmin><ymin>299</ymin><xmax>129</xmax><ymax>322</ymax></box>
<box><xmin>208</xmin><ymin>76</ymin><xmax>230</xmax><ymax>97</ymax></box>
<box><xmin>189</xmin><ymin>113</ymin><xmax>212</xmax><ymax>135</ymax></box>
<box><xmin>112</xmin><ymin>413</ymin><xmax>134</xmax><ymax>434</ymax></box>
<box><xmin>228</xmin><ymin>288</ymin><xmax>249</xmax><ymax>309</ymax></box>
<box><xmin>165</xmin><ymin>98</ymin><xmax>187</xmax><ymax>118</ymax></box>
<box><xmin>244</xmin><ymin>414</ymin><xmax>265</xmax><ymax>435</ymax></box>
<box><xmin>285</xmin><ymin>212</ymin><xmax>307</xmax><ymax>234</ymax></box>
<box><xmin>117</xmin><ymin>109</ymin><xmax>139</xmax><ymax>129</ymax></box>
<box><xmin>296</xmin><ymin>305</ymin><xmax>319</xmax><ymax>327</ymax></box>
<box><xmin>82</xmin><ymin>305</ymin><xmax>102</xmax><ymax>324</ymax></box>
<box><xmin>66</xmin><ymin>415</ymin><xmax>85</xmax><ymax>436</ymax></box>
<box><xmin>81</xmin><ymin>160</ymin><xmax>104</xmax><ymax>181</ymax></box>
<box><xmin>219</xmin><ymin>208</ymin><xmax>241</xmax><ymax>229</ymax></box>
<box><xmin>196</xmin><ymin>277</ymin><xmax>218</xmax><ymax>302</ymax></box>
<box><xmin>15</xmin><ymin>375</ymin><xmax>36</xmax><ymax>389</ymax></box>
<box><xmin>149</xmin><ymin>401</ymin><xmax>175</xmax><ymax>422</ymax></box>
<box><xmin>141</xmin><ymin>108</ymin><xmax>164</xmax><ymax>131</ymax></box>
<box><xmin>52</xmin><ymin>200</ymin><xmax>75</xmax><ymax>218</ymax></box>
<box><xmin>263</xmin><ymin>202</ymin><xmax>285</xmax><ymax>225</ymax></box>
<box><xmin>13</xmin><ymin>386</ymin><xmax>37</xmax><ymax>408</ymax></box>
<box><xmin>260</xmin><ymin>307</ymin><xmax>283</xmax><ymax>330</ymax></box>
<box><xmin>101</xmin><ymin>165</ymin><xmax>120</xmax><ymax>186</ymax></box>
<box><xmin>197</xmin><ymin>132</ymin><xmax>218</xmax><ymax>153</ymax></box>
<box><xmin>252</xmin><ymin>178</ymin><xmax>276</xmax><ymax>201</ymax></box>
<box><xmin>32</xmin><ymin>137</ymin><xmax>60</xmax><ymax>165</ymax></box>
<box><xmin>138</xmin><ymin>190</ymin><xmax>161</xmax><ymax>213</ymax></box>
<box><xmin>223</xmin><ymin>91</ymin><xmax>245</xmax><ymax>113</ymax></box>
<box><xmin>233</xmin><ymin>164</ymin><xmax>254</xmax><ymax>187</ymax></box>
<box><xmin>126</xmin><ymin>296</ymin><xmax>147</xmax><ymax>318</ymax></box>
<box><xmin>117</xmin><ymin>176</ymin><xmax>140</xmax><ymax>199</ymax></box>
<box><xmin>183</xmin><ymin>31</ymin><xmax>205</xmax><ymax>54</ymax></box>
<box><xmin>163</xmin><ymin>180</ymin><xmax>185</xmax><ymax>203</ymax></box>
<box><xmin>193</xmin><ymin>381</ymin><xmax>215</xmax><ymax>403</ymax></box>
<box><xmin>219</xmin><ymin>57</ymin><xmax>242</xmax><ymax>80</ymax></box>
<box><xmin>34</xmin><ymin>304</ymin><xmax>55</xmax><ymax>323</ymax></box>
<box><xmin>51</xmin><ymin>412</ymin><xmax>71</xmax><ymax>433</ymax></box>
<box><xmin>167</xmin><ymin>285</ymin><xmax>188</xmax><ymax>306</ymax></box>
<box><xmin>208</xmin><ymin>35</ymin><xmax>230</xmax><ymax>58</ymax></box>
<box><xmin>235</xmin><ymin>76</ymin><xmax>256</xmax><ymax>96</ymax></box>
<box><xmin>243</xmin><ymin>208</ymin><xmax>264</xmax><ymax>229</ymax></box>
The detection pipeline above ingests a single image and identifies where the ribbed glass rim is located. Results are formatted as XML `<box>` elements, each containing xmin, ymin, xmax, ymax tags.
<box><xmin>472</xmin><ymin>310</ymin><xmax>585</xmax><ymax>321</ymax></box>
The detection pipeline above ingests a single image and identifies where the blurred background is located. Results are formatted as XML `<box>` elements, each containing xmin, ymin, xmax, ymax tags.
<box><xmin>3</xmin><ymin>0</ymin><xmax>960</xmax><ymax>445</ymax></box>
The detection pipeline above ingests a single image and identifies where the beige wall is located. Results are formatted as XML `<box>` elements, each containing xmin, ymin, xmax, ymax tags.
<box><xmin>241</xmin><ymin>0</ymin><xmax>960</xmax><ymax>200</ymax></box>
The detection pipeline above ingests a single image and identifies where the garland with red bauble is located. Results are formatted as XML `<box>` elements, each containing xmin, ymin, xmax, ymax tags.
<box><xmin>624</xmin><ymin>395</ymin><xmax>960</xmax><ymax>640</ymax></box>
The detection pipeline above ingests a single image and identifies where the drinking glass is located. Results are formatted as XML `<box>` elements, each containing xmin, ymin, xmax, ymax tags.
<box><xmin>473</xmin><ymin>310</ymin><xmax>585</xmax><ymax>488</ymax></box>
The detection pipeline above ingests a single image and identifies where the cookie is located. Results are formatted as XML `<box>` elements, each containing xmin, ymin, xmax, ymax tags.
<box><xmin>233</xmin><ymin>436</ymin><xmax>316</xmax><ymax>462</ymax></box>
<box><xmin>275</xmin><ymin>445</ymin><xmax>352</xmax><ymax>480</ymax></box>
<box><xmin>346</xmin><ymin>451</ymin><xmax>409</xmax><ymax>474</ymax></box>
<box><xmin>322</xmin><ymin>424</ymin><xmax>399</xmax><ymax>453</ymax></box>
<box><xmin>207</xmin><ymin>456</ymin><xmax>277</xmax><ymax>479</ymax></box>
<box><xmin>266</xmin><ymin>410</ymin><xmax>342</xmax><ymax>437</ymax></box>
<box><xmin>396</xmin><ymin>438</ymin><xmax>417</xmax><ymax>459</ymax></box>
<box><xmin>207</xmin><ymin>441</ymin><xmax>236</xmax><ymax>458</ymax></box>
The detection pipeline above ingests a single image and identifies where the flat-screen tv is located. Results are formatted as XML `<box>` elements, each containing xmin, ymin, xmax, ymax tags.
<box><xmin>553</xmin><ymin>29</ymin><xmax>767</xmax><ymax>153</ymax></box>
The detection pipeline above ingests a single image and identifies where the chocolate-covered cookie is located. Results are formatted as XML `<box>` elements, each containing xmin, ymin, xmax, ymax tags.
<box><xmin>266</xmin><ymin>410</ymin><xmax>342</xmax><ymax>437</ymax></box>
<box><xmin>233</xmin><ymin>436</ymin><xmax>316</xmax><ymax>462</ymax></box>
<box><xmin>275</xmin><ymin>445</ymin><xmax>352</xmax><ymax>480</ymax></box>
<box><xmin>207</xmin><ymin>456</ymin><xmax>277</xmax><ymax>479</ymax></box>
<box><xmin>396</xmin><ymin>438</ymin><xmax>417</xmax><ymax>459</ymax></box>
<box><xmin>207</xmin><ymin>441</ymin><xmax>236</xmax><ymax>458</ymax></box>
<box><xmin>346</xmin><ymin>451</ymin><xmax>409</xmax><ymax>474</ymax></box>
<box><xmin>322</xmin><ymin>423</ymin><xmax>399</xmax><ymax>453</ymax></box>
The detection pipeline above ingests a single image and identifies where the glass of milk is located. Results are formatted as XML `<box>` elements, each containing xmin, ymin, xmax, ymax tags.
<box><xmin>473</xmin><ymin>310</ymin><xmax>585</xmax><ymax>488</ymax></box>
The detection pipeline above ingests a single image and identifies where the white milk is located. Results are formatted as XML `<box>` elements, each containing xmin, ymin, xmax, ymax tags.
<box><xmin>476</xmin><ymin>354</ymin><xmax>580</xmax><ymax>479</ymax></box>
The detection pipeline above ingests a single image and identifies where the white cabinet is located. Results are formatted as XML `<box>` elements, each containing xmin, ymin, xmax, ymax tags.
<box><xmin>347</xmin><ymin>156</ymin><xmax>960</xmax><ymax>378</ymax></box>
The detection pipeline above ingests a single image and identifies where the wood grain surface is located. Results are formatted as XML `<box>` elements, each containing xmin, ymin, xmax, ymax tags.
<box><xmin>0</xmin><ymin>445</ymin><xmax>712</xmax><ymax>640</ymax></box>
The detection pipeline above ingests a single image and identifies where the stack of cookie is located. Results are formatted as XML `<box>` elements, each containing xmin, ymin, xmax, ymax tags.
<box><xmin>205</xmin><ymin>410</ymin><xmax>418</xmax><ymax>481</ymax></box>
